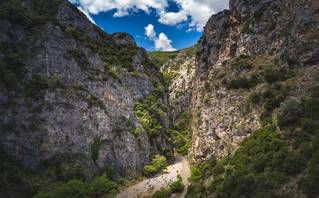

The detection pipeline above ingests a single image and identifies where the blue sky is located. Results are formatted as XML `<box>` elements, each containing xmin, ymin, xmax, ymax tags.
<box><xmin>69</xmin><ymin>0</ymin><xmax>229</xmax><ymax>51</ymax></box>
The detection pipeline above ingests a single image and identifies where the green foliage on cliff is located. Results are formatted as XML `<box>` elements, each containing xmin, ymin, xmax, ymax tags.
<box><xmin>226</xmin><ymin>74</ymin><xmax>260</xmax><ymax>89</ymax></box>
<box><xmin>34</xmin><ymin>172</ymin><xmax>118</xmax><ymax>198</ymax></box>
<box><xmin>149</xmin><ymin>51</ymin><xmax>179</xmax><ymax>69</ymax></box>
<box><xmin>143</xmin><ymin>155</ymin><xmax>167</xmax><ymax>176</ymax></box>
<box><xmin>186</xmin><ymin>94</ymin><xmax>319</xmax><ymax>198</ymax></box>
<box><xmin>149</xmin><ymin>175</ymin><xmax>184</xmax><ymax>198</ymax></box>
<box><xmin>91</xmin><ymin>138</ymin><xmax>101</xmax><ymax>162</ymax></box>
<box><xmin>277</xmin><ymin>97</ymin><xmax>303</xmax><ymax>128</ymax></box>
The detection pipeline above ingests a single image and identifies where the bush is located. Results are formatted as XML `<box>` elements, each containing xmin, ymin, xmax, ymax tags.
<box><xmin>282</xmin><ymin>152</ymin><xmax>306</xmax><ymax>175</ymax></box>
<box><xmin>249</xmin><ymin>92</ymin><xmax>262</xmax><ymax>104</ymax></box>
<box><xmin>152</xmin><ymin>87</ymin><xmax>164</xmax><ymax>99</ymax></box>
<box><xmin>188</xmin><ymin>166</ymin><xmax>201</xmax><ymax>182</ymax></box>
<box><xmin>90</xmin><ymin>173</ymin><xmax>118</xmax><ymax>197</ymax></box>
<box><xmin>291</xmin><ymin>130</ymin><xmax>311</xmax><ymax>149</ymax></box>
<box><xmin>91</xmin><ymin>138</ymin><xmax>100</xmax><ymax>162</ymax></box>
<box><xmin>264</xmin><ymin>95</ymin><xmax>285</xmax><ymax>111</ymax></box>
<box><xmin>150</xmin><ymin>189</ymin><xmax>171</xmax><ymax>198</ymax></box>
<box><xmin>277</xmin><ymin>97</ymin><xmax>303</xmax><ymax>128</ymax></box>
<box><xmin>34</xmin><ymin>173</ymin><xmax>118</xmax><ymax>198</ymax></box>
<box><xmin>301</xmin><ymin>118</ymin><xmax>316</xmax><ymax>134</ymax></box>
<box><xmin>169</xmin><ymin>181</ymin><xmax>184</xmax><ymax>193</ymax></box>
<box><xmin>231</xmin><ymin>54</ymin><xmax>252</xmax><ymax>70</ymax></box>
<box><xmin>298</xmin><ymin>151</ymin><xmax>319</xmax><ymax>197</ymax></box>
<box><xmin>34</xmin><ymin>180</ymin><xmax>91</xmax><ymax>198</ymax></box>
<box><xmin>143</xmin><ymin>155</ymin><xmax>167</xmax><ymax>176</ymax></box>
<box><xmin>304</xmin><ymin>98</ymin><xmax>319</xmax><ymax>120</ymax></box>
<box><xmin>263</xmin><ymin>68</ymin><xmax>289</xmax><ymax>83</ymax></box>
<box><xmin>226</xmin><ymin>75</ymin><xmax>259</xmax><ymax>89</ymax></box>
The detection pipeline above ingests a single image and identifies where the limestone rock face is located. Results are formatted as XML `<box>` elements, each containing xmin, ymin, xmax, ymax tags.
<box><xmin>0</xmin><ymin>0</ymin><xmax>172</xmax><ymax>179</ymax></box>
<box><xmin>191</xmin><ymin>0</ymin><xmax>319</xmax><ymax>163</ymax></box>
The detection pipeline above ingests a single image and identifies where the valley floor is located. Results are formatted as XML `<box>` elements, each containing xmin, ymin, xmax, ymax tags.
<box><xmin>116</xmin><ymin>155</ymin><xmax>191</xmax><ymax>198</ymax></box>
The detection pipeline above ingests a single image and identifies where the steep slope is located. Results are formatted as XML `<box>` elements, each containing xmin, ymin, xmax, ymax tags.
<box><xmin>191</xmin><ymin>0</ymin><xmax>319</xmax><ymax>163</ymax></box>
<box><xmin>0</xmin><ymin>0</ymin><xmax>173</xmax><ymax>196</ymax></box>
<box><xmin>185</xmin><ymin>0</ymin><xmax>319</xmax><ymax>197</ymax></box>
<box><xmin>149</xmin><ymin>45</ymin><xmax>196</xmax><ymax>155</ymax></box>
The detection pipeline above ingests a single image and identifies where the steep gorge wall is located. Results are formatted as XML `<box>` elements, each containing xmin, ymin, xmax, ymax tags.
<box><xmin>191</xmin><ymin>0</ymin><xmax>319</xmax><ymax>163</ymax></box>
<box><xmin>0</xmin><ymin>0</ymin><xmax>173</xmax><ymax>181</ymax></box>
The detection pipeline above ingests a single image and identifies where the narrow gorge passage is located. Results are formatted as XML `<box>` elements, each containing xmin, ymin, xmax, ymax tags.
<box><xmin>116</xmin><ymin>155</ymin><xmax>191</xmax><ymax>198</ymax></box>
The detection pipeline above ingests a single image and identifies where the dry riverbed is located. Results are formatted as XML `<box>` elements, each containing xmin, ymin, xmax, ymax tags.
<box><xmin>116</xmin><ymin>155</ymin><xmax>191</xmax><ymax>198</ymax></box>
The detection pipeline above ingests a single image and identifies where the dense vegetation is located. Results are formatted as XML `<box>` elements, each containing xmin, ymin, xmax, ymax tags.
<box><xmin>149</xmin><ymin>174</ymin><xmax>184</xmax><ymax>198</ymax></box>
<box><xmin>34</xmin><ymin>172</ymin><xmax>118</xmax><ymax>198</ymax></box>
<box><xmin>186</xmin><ymin>90</ymin><xmax>319</xmax><ymax>197</ymax></box>
<box><xmin>143</xmin><ymin>155</ymin><xmax>168</xmax><ymax>176</ymax></box>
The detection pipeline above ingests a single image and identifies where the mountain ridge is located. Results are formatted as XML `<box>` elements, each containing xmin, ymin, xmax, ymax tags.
<box><xmin>0</xmin><ymin>0</ymin><xmax>319</xmax><ymax>197</ymax></box>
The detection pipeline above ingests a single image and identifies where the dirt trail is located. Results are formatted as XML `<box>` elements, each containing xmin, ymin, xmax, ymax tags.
<box><xmin>116</xmin><ymin>155</ymin><xmax>191</xmax><ymax>198</ymax></box>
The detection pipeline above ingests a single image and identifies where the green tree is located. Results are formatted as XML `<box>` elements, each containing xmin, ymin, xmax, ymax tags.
<box><xmin>277</xmin><ymin>97</ymin><xmax>303</xmax><ymax>128</ymax></box>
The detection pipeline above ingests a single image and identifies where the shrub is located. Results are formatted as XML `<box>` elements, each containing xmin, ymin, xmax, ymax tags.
<box><xmin>298</xmin><ymin>151</ymin><xmax>319</xmax><ymax>197</ymax></box>
<box><xmin>263</xmin><ymin>68</ymin><xmax>288</xmax><ymax>83</ymax></box>
<box><xmin>64</xmin><ymin>28</ymin><xmax>81</xmax><ymax>39</ymax></box>
<box><xmin>301</xmin><ymin>118</ymin><xmax>316</xmax><ymax>134</ymax></box>
<box><xmin>249</xmin><ymin>92</ymin><xmax>262</xmax><ymax>104</ymax></box>
<box><xmin>226</xmin><ymin>75</ymin><xmax>259</xmax><ymax>89</ymax></box>
<box><xmin>169</xmin><ymin>181</ymin><xmax>184</xmax><ymax>193</ymax></box>
<box><xmin>150</xmin><ymin>189</ymin><xmax>171</xmax><ymax>198</ymax></box>
<box><xmin>291</xmin><ymin>130</ymin><xmax>311</xmax><ymax>149</ymax></box>
<box><xmin>277</xmin><ymin>97</ymin><xmax>303</xmax><ymax>128</ymax></box>
<box><xmin>34</xmin><ymin>180</ymin><xmax>91</xmax><ymax>198</ymax></box>
<box><xmin>91</xmin><ymin>138</ymin><xmax>100</xmax><ymax>162</ymax></box>
<box><xmin>90</xmin><ymin>173</ymin><xmax>118</xmax><ymax>197</ymax></box>
<box><xmin>152</xmin><ymin>87</ymin><xmax>164</xmax><ymax>99</ymax></box>
<box><xmin>304</xmin><ymin>98</ymin><xmax>319</xmax><ymax>120</ymax></box>
<box><xmin>231</xmin><ymin>54</ymin><xmax>252</xmax><ymax>70</ymax></box>
<box><xmin>264</xmin><ymin>95</ymin><xmax>285</xmax><ymax>111</ymax></box>
<box><xmin>282</xmin><ymin>152</ymin><xmax>306</xmax><ymax>175</ymax></box>
<box><xmin>188</xmin><ymin>166</ymin><xmax>201</xmax><ymax>181</ymax></box>
<box><xmin>143</xmin><ymin>155</ymin><xmax>167</xmax><ymax>176</ymax></box>
<box><xmin>108</xmin><ymin>69</ymin><xmax>123</xmax><ymax>85</ymax></box>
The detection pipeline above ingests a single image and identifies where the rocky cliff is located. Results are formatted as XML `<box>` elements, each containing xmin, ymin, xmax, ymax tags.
<box><xmin>0</xmin><ymin>0</ymin><xmax>173</xmax><ymax>196</ymax></box>
<box><xmin>191</xmin><ymin>0</ymin><xmax>319</xmax><ymax>163</ymax></box>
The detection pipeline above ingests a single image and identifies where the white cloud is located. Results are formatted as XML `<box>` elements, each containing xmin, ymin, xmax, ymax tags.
<box><xmin>78</xmin><ymin>6</ymin><xmax>96</xmax><ymax>24</ymax></box>
<box><xmin>155</xmin><ymin>33</ymin><xmax>176</xmax><ymax>51</ymax></box>
<box><xmin>70</xmin><ymin>0</ymin><xmax>168</xmax><ymax>16</ymax></box>
<box><xmin>145</xmin><ymin>24</ymin><xmax>156</xmax><ymax>40</ymax></box>
<box><xmin>145</xmin><ymin>24</ymin><xmax>176</xmax><ymax>51</ymax></box>
<box><xmin>158</xmin><ymin>10</ymin><xmax>187</xmax><ymax>25</ymax></box>
<box><xmin>69</xmin><ymin>0</ymin><xmax>229</xmax><ymax>32</ymax></box>
<box><xmin>172</xmin><ymin>0</ymin><xmax>229</xmax><ymax>31</ymax></box>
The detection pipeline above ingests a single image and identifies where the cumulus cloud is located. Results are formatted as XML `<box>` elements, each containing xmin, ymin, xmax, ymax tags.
<box><xmin>158</xmin><ymin>10</ymin><xmax>188</xmax><ymax>25</ymax></box>
<box><xmin>145</xmin><ymin>24</ymin><xmax>156</xmax><ymax>40</ymax></box>
<box><xmin>70</xmin><ymin>0</ymin><xmax>229</xmax><ymax>32</ymax></box>
<box><xmin>173</xmin><ymin>0</ymin><xmax>229</xmax><ymax>31</ymax></box>
<box><xmin>70</xmin><ymin>0</ymin><xmax>168</xmax><ymax>16</ymax></box>
<box><xmin>155</xmin><ymin>33</ymin><xmax>176</xmax><ymax>51</ymax></box>
<box><xmin>145</xmin><ymin>24</ymin><xmax>176</xmax><ymax>51</ymax></box>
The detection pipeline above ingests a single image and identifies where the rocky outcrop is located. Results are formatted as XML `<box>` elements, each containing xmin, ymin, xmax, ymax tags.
<box><xmin>191</xmin><ymin>0</ymin><xmax>319</xmax><ymax>163</ymax></box>
<box><xmin>0</xmin><ymin>0</ymin><xmax>173</xmax><ymax>181</ymax></box>
<box><xmin>160</xmin><ymin>45</ymin><xmax>196</xmax><ymax>123</ymax></box>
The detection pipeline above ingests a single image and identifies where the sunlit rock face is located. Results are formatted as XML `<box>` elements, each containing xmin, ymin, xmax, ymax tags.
<box><xmin>190</xmin><ymin>0</ymin><xmax>319</xmax><ymax>163</ymax></box>
<box><xmin>0</xmin><ymin>0</ymin><xmax>173</xmax><ymax>179</ymax></box>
